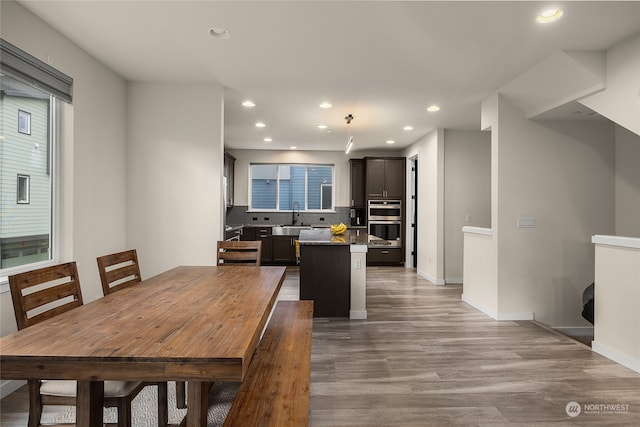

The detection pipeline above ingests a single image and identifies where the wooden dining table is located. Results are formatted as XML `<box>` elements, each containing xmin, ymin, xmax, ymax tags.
<box><xmin>0</xmin><ymin>265</ymin><xmax>286</xmax><ymax>427</ymax></box>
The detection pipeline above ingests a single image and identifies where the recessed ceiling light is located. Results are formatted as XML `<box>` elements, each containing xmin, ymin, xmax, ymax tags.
<box><xmin>209</xmin><ymin>27</ymin><xmax>230</xmax><ymax>39</ymax></box>
<box><xmin>403</xmin><ymin>126</ymin><xmax>414</xmax><ymax>131</ymax></box>
<box><xmin>317</xmin><ymin>124</ymin><xmax>328</xmax><ymax>129</ymax></box>
<box><xmin>319</xmin><ymin>102</ymin><xmax>332</xmax><ymax>109</ymax></box>
<box><xmin>290</xmin><ymin>146</ymin><xmax>297</xmax><ymax>150</ymax></box>
<box><xmin>264</xmin><ymin>137</ymin><xmax>272</xmax><ymax>142</ymax></box>
<box><xmin>386</xmin><ymin>140</ymin><xmax>396</xmax><ymax>144</ymax></box>
<box><xmin>536</xmin><ymin>8</ymin><xmax>563</xmax><ymax>23</ymax></box>
<box><xmin>242</xmin><ymin>100</ymin><xmax>256</xmax><ymax>108</ymax></box>
<box><xmin>426</xmin><ymin>105</ymin><xmax>440</xmax><ymax>113</ymax></box>
<box><xmin>255</xmin><ymin>122</ymin><xmax>266</xmax><ymax>128</ymax></box>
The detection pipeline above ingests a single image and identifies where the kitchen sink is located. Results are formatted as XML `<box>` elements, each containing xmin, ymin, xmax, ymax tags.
<box><xmin>271</xmin><ymin>225</ymin><xmax>312</xmax><ymax>236</ymax></box>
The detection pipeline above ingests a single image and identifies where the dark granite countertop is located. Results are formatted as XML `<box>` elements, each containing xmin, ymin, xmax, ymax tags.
<box><xmin>298</xmin><ymin>229</ymin><xmax>369</xmax><ymax>245</ymax></box>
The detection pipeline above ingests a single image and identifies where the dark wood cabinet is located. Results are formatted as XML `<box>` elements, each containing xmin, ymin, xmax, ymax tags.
<box><xmin>365</xmin><ymin>159</ymin><xmax>385</xmax><ymax>199</ymax></box>
<box><xmin>241</xmin><ymin>226</ymin><xmax>256</xmax><ymax>241</ymax></box>
<box><xmin>224</xmin><ymin>151</ymin><xmax>235</xmax><ymax>209</ymax></box>
<box><xmin>367</xmin><ymin>247</ymin><xmax>404</xmax><ymax>265</ymax></box>
<box><xmin>242</xmin><ymin>226</ymin><xmax>273</xmax><ymax>263</ymax></box>
<box><xmin>349</xmin><ymin>158</ymin><xmax>366</xmax><ymax>208</ymax></box>
<box><xmin>365</xmin><ymin>157</ymin><xmax>405</xmax><ymax>200</ymax></box>
<box><xmin>272</xmin><ymin>235</ymin><xmax>297</xmax><ymax>264</ymax></box>
<box><xmin>300</xmin><ymin>244</ymin><xmax>350</xmax><ymax>317</ymax></box>
<box><xmin>382</xmin><ymin>158</ymin><xmax>405</xmax><ymax>200</ymax></box>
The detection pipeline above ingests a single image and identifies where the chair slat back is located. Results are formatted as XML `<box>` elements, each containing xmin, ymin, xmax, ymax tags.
<box><xmin>217</xmin><ymin>241</ymin><xmax>262</xmax><ymax>266</ymax></box>
<box><xmin>96</xmin><ymin>249</ymin><xmax>141</xmax><ymax>296</ymax></box>
<box><xmin>9</xmin><ymin>262</ymin><xmax>83</xmax><ymax>331</ymax></box>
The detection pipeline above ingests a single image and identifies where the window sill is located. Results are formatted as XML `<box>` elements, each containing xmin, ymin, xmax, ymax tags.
<box><xmin>1</xmin><ymin>259</ymin><xmax>58</xmax><ymax>294</ymax></box>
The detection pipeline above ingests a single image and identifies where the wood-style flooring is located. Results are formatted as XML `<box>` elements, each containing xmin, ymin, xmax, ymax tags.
<box><xmin>2</xmin><ymin>266</ymin><xmax>640</xmax><ymax>426</ymax></box>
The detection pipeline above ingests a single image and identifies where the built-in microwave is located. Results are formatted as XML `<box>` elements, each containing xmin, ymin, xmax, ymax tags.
<box><xmin>368</xmin><ymin>221</ymin><xmax>402</xmax><ymax>247</ymax></box>
<box><xmin>368</xmin><ymin>200</ymin><xmax>402</xmax><ymax>221</ymax></box>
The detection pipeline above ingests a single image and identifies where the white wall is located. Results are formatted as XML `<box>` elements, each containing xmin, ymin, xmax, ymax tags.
<box><xmin>404</xmin><ymin>129</ymin><xmax>445</xmax><ymax>284</ymax></box>
<box><xmin>615</xmin><ymin>125</ymin><xmax>640</xmax><ymax>237</ymax></box>
<box><xmin>462</xmin><ymin>230</ymin><xmax>498</xmax><ymax>315</ymax></box>
<box><xmin>126</xmin><ymin>83</ymin><xmax>224</xmax><ymax>278</ymax></box>
<box><xmin>496</xmin><ymin>96</ymin><xmax>615</xmax><ymax>326</ymax></box>
<box><xmin>581</xmin><ymin>32</ymin><xmax>640</xmax><ymax>136</ymax></box>
<box><xmin>592</xmin><ymin>239</ymin><xmax>640</xmax><ymax>372</ymax></box>
<box><xmin>443</xmin><ymin>130</ymin><xmax>491</xmax><ymax>282</ymax></box>
<box><xmin>0</xmin><ymin>1</ymin><xmax>128</xmax><ymax>309</ymax></box>
<box><xmin>1</xmin><ymin>1</ymin><xmax>128</xmax><ymax>398</ymax></box>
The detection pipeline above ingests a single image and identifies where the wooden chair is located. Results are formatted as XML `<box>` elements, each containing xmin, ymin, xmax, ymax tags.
<box><xmin>96</xmin><ymin>249</ymin><xmax>142</xmax><ymax>296</ymax></box>
<box><xmin>96</xmin><ymin>249</ymin><xmax>185</xmax><ymax>410</ymax></box>
<box><xmin>9</xmin><ymin>262</ymin><xmax>168</xmax><ymax>427</ymax></box>
<box><xmin>216</xmin><ymin>240</ymin><xmax>262</xmax><ymax>266</ymax></box>
<box><xmin>178</xmin><ymin>241</ymin><xmax>263</xmax><ymax>409</ymax></box>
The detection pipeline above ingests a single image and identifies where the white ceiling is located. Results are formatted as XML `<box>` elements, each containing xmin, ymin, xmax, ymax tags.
<box><xmin>16</xmin><ymin>1</ymin><xmax>640</xmax><ymax>152</ymax></box>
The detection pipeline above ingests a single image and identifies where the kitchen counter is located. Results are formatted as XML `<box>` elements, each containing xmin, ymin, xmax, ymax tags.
<box><xmin>298</xmin><ymin>228</ymin><xmax>369</xmax><ymax>245</ymax></box>
<box><xmin>298</xmin><ymin>228</ymin><xmax>368</xmax><ymax>319</ymax></box>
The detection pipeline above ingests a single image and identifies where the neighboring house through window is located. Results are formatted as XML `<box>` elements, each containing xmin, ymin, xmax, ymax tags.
<box><xmin>1</xmin><ymin>39</ymin><xmax>72</xmax><ymax>273</ymax></box>
<box><xmin>16</xmin><ymin>174</ymin><xmax>30</xmax><ymax>204</ymax></box>
<box><xmin>250</xmin><ymin>163</ymin><xmax>334</xmax><ymax>211</ymax></box>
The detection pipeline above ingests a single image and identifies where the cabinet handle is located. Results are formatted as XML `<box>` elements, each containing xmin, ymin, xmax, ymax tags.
<box><xmin>382</xmin><ymin>250</ymin><xmax>389</xmax><ymax>254</ymax></box>
<box><xmin>260</xmin><ymin>235</ymin><xmax>268</xmax><ymax>238</ymax></box>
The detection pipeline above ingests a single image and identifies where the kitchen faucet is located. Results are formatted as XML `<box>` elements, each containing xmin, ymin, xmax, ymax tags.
<box><xmin>292</xmin><ymin>201</ymin><xmax>300</xmax><ymax>225</ymax></box>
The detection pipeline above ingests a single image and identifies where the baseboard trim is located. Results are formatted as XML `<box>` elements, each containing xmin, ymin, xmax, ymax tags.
<box><xmin>461</xmin><ymin>294</ymin><xmax>533</xmax><ymax>321</ymax></box>
<box><xmin>592</xmin><ymin>341</ymin><xmax>640</xmax><ymax>373</ymax></box>
<box><xmin>417</xmin><ymin>269</ymin><xmax>445</xmax><ymax>286</ymax></box>
<box><xmin>554</xmin><ymin>326</ymin><xmax>594</xmax><ymax>337</ymax></box>
<box><xmin>350</xmin><ymin>310</ymin><xmax>367</xmax><ymax>320</ymax></box>
<box><xmin>495</xmin><ymin>311</ymin><xmax>534</xmax><ymax>321</ymax></box>
<box><xmin>462</xmin><ymin>294</ymin><xmax>498</xmax><ymax>319</ymax></box>
<box><xmin>445</xmin><ymin>277</ymin><xmax>463</xmax><ymax>284</ymax></box>
<box><xmin>1</xmin><ymin>379</ymin><xmax>26</xmax><ymax>399</ymax></box>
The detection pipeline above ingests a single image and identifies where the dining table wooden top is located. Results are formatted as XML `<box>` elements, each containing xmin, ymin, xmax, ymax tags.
<box><xmin>1</xmin><ymin>265</ymin><xmax>286</xmax><ymax>381</ymax></box>
<box><xmin>0</xmin><ymin>265</ymin><xmax>286</xmax><ymax>427</ymax></box>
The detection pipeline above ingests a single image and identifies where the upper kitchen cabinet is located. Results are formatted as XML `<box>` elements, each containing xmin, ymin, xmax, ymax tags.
<box><xmin>349</xmin><ymin>158</ymin><xmax>366</xmax><ymax>208</ymax></box>
<box><xmin>223</xmin><ymin>151</ymin><xmax>235</xmax><ymax>209</ymax></box>
<box><xmin>365</xmin><ymin>157</ymin><xmax>405</xmax><ymax>200</ymax></box>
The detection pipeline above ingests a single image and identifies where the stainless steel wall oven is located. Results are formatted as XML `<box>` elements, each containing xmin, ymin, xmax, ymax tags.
<box><xmin>368</xmin><ymin>200</ymin><xmax>402</xmax><ymax>247</ymax></box>
<box><xmin>367</xmin><ymin>200</ymin><xmax>401</xmax><ymax>221</ymax></box>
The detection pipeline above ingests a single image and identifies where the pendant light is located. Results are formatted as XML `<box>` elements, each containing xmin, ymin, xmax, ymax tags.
<box><xmin>344</xmin><ymin>114</ymin><xmax>354</xmax><ymax>154</ymax></box>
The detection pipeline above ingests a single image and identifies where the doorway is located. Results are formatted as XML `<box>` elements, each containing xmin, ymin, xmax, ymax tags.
<box><xmin>410</xmin><ymin>157</ymin><xmax>418</xmax><ymax>268</ymax></box>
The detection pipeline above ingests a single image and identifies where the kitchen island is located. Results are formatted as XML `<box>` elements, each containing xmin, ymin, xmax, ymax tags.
<box><xmin>298</xmin><ymin>228</ymin><xmax>368</xmax><ymax>319</ymax></box>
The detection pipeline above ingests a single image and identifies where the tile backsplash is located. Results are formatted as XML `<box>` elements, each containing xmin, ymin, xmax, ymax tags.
<box><xmin>226</xmin><ymin>206</ymin><xmax>352</xmax><ymax>227</ymax></box>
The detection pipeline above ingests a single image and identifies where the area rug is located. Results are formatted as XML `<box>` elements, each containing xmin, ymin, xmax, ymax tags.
<box><xmin>51</xmin><ymin>381</ymin><xmax>239</xmax><ymax>426</ymax></box>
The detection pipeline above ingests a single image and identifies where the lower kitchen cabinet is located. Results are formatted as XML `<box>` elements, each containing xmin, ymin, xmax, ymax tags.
<box><xmin>242</xmin><ymin>226</ymin><xmax>273</xmax><ymax>263</ymax></box>
<box><xmin>272</xmin><ymin>235</ymin><xmax>297</xmax><ymax>264</ymax></box>
<box><xmin>299</xmin><ymin>244</ymin><xmax>350</xmax><ymax>317</ymax></box>
<box><xmin>367</xmin><ymin>247</ymin><xmax>404</xmax><ymax>265</ymax></box>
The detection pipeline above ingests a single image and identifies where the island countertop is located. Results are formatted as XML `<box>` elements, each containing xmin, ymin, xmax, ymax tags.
<box><xmin>298</xmin><ymin>228</ymin><xmax>370</xmax><ymax>245</ymax></box>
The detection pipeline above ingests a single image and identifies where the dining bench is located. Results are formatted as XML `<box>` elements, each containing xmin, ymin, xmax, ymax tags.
<box><xmin>223</xmin><ymin>300</ymin><xmax>314</xmax><ymax>427</ymax></box>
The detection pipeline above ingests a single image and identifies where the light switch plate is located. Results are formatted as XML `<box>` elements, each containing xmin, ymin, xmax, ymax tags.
<box><xmin>517</xmin><ymin>217</ymin><xmax>536</xmax><ymax>228</ymax></box>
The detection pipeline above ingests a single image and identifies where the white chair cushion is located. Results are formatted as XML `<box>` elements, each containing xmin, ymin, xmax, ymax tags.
<box><xmin>40</xmin><ymin>380</ymin><xmax>142</xmax><ymax>398</ymax></box>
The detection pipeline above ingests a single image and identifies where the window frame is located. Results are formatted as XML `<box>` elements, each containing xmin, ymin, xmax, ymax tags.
<box><xmin>17</xmin><ymin>174</ymin><xmax>31</xmax><ymax>204</ymax></box>
<box><xmin>0</xmin><ymin>94</ymin><xmax>58</xmax><ymax>290</ymax></box>
<box><xmin>18</xmin><ymin>109</ymin><xmax>31</xmax><ymax>135</ymax></box>
<box><xmin>248</xmin><ymin>163</ymin><xmax>335</xmax><ymax>212</ymax></box>
<box><xmin>0</xmin><ymin>39</ymin><xmax>68</xmax><ymax>290</ymax></box>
